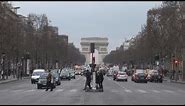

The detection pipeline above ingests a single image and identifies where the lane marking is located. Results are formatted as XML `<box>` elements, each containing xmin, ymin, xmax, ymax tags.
<box><xmin>69</xmin><ymin>89</ymin><xmax>77</xmax><ymax>92</ymax></box>
<box><xmin>177</xmin><ymin>89</ymin><xmax>185</xmax><ymax>93</ymax></box>
<box><xmin>23</xmin><ymin>89</ymin><xmax>36</xmax><ymax>93</ymax></box>
<box><xmin>125</xmin><ymin>89</ymin><xmax>132</xmax><ymax>93</ymax></box>
<box><xmin>56</xmin><ymin>89</ymin><xmax>64</xmax><ymax>92</ymax></box>
<box><xmin>163</xmin><ymin>90</ymin><xmax>174</xmax><ymax>93</ymax></box>
<box><xmin>137</xmin><ymin>89</ymin><xmax>147</xmax><ymax>93</ymax></box>
<box><xmin>12</xmin><ymin>90</ymin><xmax>23</xmax><ymax>92</ymax></box>
<box><xmin>111</xmin><ymin>89</ymin><xmax>119</xmax><ymax>93</ymax></box>
<box><xmin>151</xmin><ymin>90</ymin><xmax>160</xmax><ymax>93</ymax></box>
<box><xmin>0</xmin><ymin>90</ymin><xmax>9</xmax><ymax>92</ymax></box>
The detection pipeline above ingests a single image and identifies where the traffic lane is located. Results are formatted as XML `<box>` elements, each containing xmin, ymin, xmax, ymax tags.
<box><xmin>23</xmin><ymin>75</ymin><xmax>85</xmax><ymax>105</ymax></box>
<box><xmin>0</xmin><ymin>75</ymin><xmax>85</xmax><ymax>105</ymax></box>
<box><xmin>0</xmin><ymin>78</ymin><xmax>36</xmax><ymax>90</ymax></box>
<box><xmin>106</xmin><ymin>76</ymin><xmax>185</xmax><ymax>105</ymax></box>
<box><xmin>113</xmin><ymin>76</ymin><xmax>185</xmax><ymax>92</ymax></box>
<box><xmin>83</xmin><ymin>76</ymin><xmax>139</xmax><ymax>105</ymax></box>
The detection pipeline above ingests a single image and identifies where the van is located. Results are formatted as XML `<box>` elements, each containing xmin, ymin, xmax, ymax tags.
<box><xmin>31</xmin><ymin>69</ymin><xmax>45</xmax><ymax>84</ymax></box>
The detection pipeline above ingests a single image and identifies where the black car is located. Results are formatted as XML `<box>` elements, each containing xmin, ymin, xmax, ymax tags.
<box><xmin>37</xmin><ymin>73</ymin><xmax>56</xmax><ymax>89</ymax></box>
<box><xmin>134</xmin><ymin>72</ymin><xmax>148</xmax><ymax>83</ymax></box>
<box><xmin>149</xmin><ymin>71</ymin><xmax>163</xmax><ymax>83</ymax></box>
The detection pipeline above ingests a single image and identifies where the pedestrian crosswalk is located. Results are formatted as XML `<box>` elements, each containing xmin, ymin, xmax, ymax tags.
<box><xmin>0</xmin><ymin>88</ymin><xmax>185</xmax><ymax>95</ymax></box>
<box><xmin>110</xmin><ymin>89</ymin><xmax>185</xmax><ymax>94</ymax></box>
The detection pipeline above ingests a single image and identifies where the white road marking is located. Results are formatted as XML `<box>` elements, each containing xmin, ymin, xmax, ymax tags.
<box><xmin>56</xmin><ymin>89</ymin><xmax>64</xmax><ymax>92</ymax></box>
<box><xmin>177</xmin><ymin>89</ymin><xmax>185</xmax><ymax>93</ymax></box>
<box><xmin>113</xmin><ymin>80</ymin><xmax>125</xmax><ymax>89</ymax></box>
<box><xmin>23</xmin><ymin>89</ymin><xmax>36</xmax><ymax>93</ymax></box>
<box><xmin>163</xmin><ymin>90</ymin><xmax>174</xmax><ymax>93</ymax></box>
<box><xmin>69</xmin><ymin>89</ymin><xmax>77</xmax><ymax>92</ymax></box>
<box><xmin>0</xmin><ymin>90</ymin><xmax>9</xmax><ymax>92</ymax></box>
<box><xmin>12</xmin><ymin>90</ymin><xmax>23</xmax><ymax>92</ymax></box>
<box><xmin>137</xmin><ymin>89</ymin><xmax>147</xmax><ymax>93</ymax></box>
<box><xmin>125</xmin><ymin>89</ymin><xmax>132</xmax><ymax>93</ymax></box>
<box><xmin>111</xmin><ymin>89</ymin><xmax>119</xmax><ymax>93</ymax></box>
<box><xmin>151</xmin><ymin>90</ymin><xmax>160</xmax><ymax>93</ymax></box>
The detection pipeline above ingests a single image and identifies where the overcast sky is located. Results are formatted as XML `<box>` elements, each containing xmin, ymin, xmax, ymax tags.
<box><xmin>12</xmin><ymin>1</ymin><xmax>162</xmax><ymax>53</ymax></box>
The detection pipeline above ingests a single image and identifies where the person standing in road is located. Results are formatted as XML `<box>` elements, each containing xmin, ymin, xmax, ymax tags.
<box><xmin>46</xmin><ymin>70</ymin><xmax>53</xmax><ymax>91</ymax></box>
<box><xmin>83</xmin><ymin>69</ymin><xmax>92</xmax><ymax>90</ymax></box>
<box><xmin>99</xmin><ymin>69</ymin><xmax>104</xmax><ymax>91</ymax></box>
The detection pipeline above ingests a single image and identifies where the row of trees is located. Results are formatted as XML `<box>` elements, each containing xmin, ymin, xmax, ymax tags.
<box><xmin>0</xmin><ymin>2</ymin><xmax>85</xmax><ymax>78</ymax></box>
<box><xmin>104</xmin><ymin>1</ymin><xmax>185</xmax><ymax>69</ymax></box>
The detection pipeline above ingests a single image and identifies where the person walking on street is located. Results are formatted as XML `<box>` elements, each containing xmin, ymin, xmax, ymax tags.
<box><xmin>99</xmin><ymin>69</ymin><xmax>104</xmax><ymax>91</ymax></box>
<box><xmin>83</xmin><ymin>69</ymin><xmax>92</xmax><ymax>90</ymax></box>
<box><xmin>46</xmin><ymin>70</ymin><xmax>53</xmax><ymax>91</ymax></box>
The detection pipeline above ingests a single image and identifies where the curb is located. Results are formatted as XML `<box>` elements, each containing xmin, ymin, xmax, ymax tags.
<box><xmin>0</xmin><ymin>77</ymin><xmax>30</xmax><ymax>84</ymax></box>
<box><xmin>0</xmin><ymin>79</ymin><xmax>18</xmax><ymax>84</ymax></box>
<box><xmin>170</xmin><ymin>80</ymin><xmax>185</xmax><ymax>84</ymax></box>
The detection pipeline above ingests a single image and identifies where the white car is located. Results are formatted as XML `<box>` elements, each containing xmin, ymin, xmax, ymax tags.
<box><xmin>115</xmin><ymin>71</ymin><xmax>128</xmax><ymax>81</ymax></box>
<box><xmin>31</xmin><ymin>69</ymin><xmax>46</xmax><ymax>84</ymax></box>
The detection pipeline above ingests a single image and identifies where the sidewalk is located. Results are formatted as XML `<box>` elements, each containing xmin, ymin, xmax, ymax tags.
<box><xmin>0</xmin><ymin>76</ymin><xmax>30</xmax><ymax>84</ymax></box>
<box><xmin>163</xmin><ymin>77</ymin><xmax>185</xmax><ymax>84</ymax></box>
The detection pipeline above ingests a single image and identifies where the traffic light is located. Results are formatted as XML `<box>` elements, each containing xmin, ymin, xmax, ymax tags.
<box><xmin>90</xmin><ymin>43</ymin><xmax>95</xmax><ymax>53</ymax></box>
<box><xmin>173</xmin><ymin>58</ymin><xmax>180</xmax><ymax>67</ymax></box>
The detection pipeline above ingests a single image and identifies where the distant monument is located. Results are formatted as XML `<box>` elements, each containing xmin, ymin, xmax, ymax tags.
<box><xmin>80</xmin><ymin>37</ymin><xmax>109</xmax><ymax>65</ymax></box>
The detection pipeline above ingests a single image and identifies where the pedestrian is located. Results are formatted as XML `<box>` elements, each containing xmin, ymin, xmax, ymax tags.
<box><xmin>46</xmin><ymin>70</ymin><xmax>53</xmax><ymax>91</ymax></box>
<box><xmin>83</xmin><ymin>69</ymin><xmax>92</xmax><ymax>90</ymax></box>
<box><xmin>20</xmin><ymin>71</ymin><xmax>23</xmax><ymax>80</ymax></box>
<box><xmin>96</xmin><ymin>70</ymin><xmax>100</xmax><ymax>89</ymax></box>
<box><xmin>99</xmin><ymin>69</ymin><xmax>104</xmax><ymax>91</ymax></box>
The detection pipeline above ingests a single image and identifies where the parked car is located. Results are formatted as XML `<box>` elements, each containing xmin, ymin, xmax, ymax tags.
<box><xmin>37</xmin><ymin>72</ymin><xmax>56</xmax><ymax>89</ymax></box>
<box><xmin>51</xmin><ymin>69</ymin><xmax>61</xmax><ymax>85</ymax></box>
<box><xmin>134</xmin><ymin>69</ymin><xmax>148</xmax><ymax>83</ymax></box>
<box><xmin>60</xmin><ymin>68</ymin><xmax>71</xmax><ymax>80</ymax></box>
<box><xmin>31</xmin><ymin>69</ymin><xmax>45</xmax><ymax>84</ymax></box>
<box><xmin>115</xmin><ymin>71</ymin><xmax>128</xmax><ymax>81</ymax></box>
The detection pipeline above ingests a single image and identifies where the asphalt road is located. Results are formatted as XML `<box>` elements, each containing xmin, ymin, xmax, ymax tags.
<box><xmin>0</xmin><ymin>75</ymin><xmax>185</xmax><ymax>105</ymax></box>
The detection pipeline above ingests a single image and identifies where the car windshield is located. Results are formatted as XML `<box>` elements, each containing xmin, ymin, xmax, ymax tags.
<box><xmin>39</xmin><ymin>73</ymin><xmax>48</xmax><ymax>79</ymax></box>
<box><xmin>32</xmin><ymin>72</ymin><xmax>44</xmax><ymax>76</ymax></box>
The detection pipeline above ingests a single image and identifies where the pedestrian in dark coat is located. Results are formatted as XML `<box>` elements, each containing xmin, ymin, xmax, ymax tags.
<box><xmin>99</xmin><ymin>70</ymin><xmax>104</xmax><ymax>90</ymax></box>
<box><xmin>83</xmin><ymin>69</ymin><xmax>92</xmax><ymax>90</ymax></box>
<box><xmin>46</xmin><ymin>70</ymin><xmax>53</xmax><ymax>91</ymax></box>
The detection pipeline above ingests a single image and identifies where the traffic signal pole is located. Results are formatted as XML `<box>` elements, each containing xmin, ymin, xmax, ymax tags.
<box><xmin>92</xmin><ymin>53</ymin><xmax>96</xmax><ymax>90</ymax></box>
<box><xmin>90</xmin><ymin>43</ymin><xmax>96</xmax><ymax>90</ymax></box>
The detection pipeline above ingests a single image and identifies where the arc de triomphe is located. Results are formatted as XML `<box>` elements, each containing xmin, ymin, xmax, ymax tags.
<box><xmin>80</xmin><ymin>37</ymin><xmax>109</xmax><ymax>65</ymax></box>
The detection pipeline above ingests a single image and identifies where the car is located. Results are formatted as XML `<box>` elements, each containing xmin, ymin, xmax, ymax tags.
<box><xmin>37</xmin><ymin>72</ymin><xmax>56</xmax><ymax>89</ymax></box>
<box><xmin>51</xmin><ymin>69</ymin><xmax>61</xmax><ymax>85</ymax></box>
<box><xmin>60</xmin><ymin>68</ymin><xmax>71</xmax><ymax>80</ymax></box>
<box><xmin>69</xmin><ymin>69</ymin><xmax>75</xmax><ymax>79</ymax></box>
<box><xmin>31</xmin><ymin>69</ymin><xmax>45</xmax><ymax>84</ymax></box>
<box><xmin>113</xmin><ymin>71</ymin><xmax>118</xmax><ymax>80</ymax></box>
<box><xmin>149</xmin><ymin>70</ymin><xmax>163</xmax><ymax>83</ymax></box>
<box><xmin>134</xmin><ymin>69</ymin><xmax>148</xmax><ymax>83</ymax></box>
<box><xmin>106</xmin><ymin>68</ymin><xmax>113</xmax><ymax>76</ymax></box>
<box><xmin>115</xmin><ymin>71</ymin><xmax>128</xmax><ymax>81</ymax></box>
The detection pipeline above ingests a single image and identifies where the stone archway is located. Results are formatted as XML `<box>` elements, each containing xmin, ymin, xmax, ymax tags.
<box><xmin>80</xmin><ymin>37</ymin><xmax>109</xmax><ymax>65</ymax></box>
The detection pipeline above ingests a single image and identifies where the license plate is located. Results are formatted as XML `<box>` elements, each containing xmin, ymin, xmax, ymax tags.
<box><xmin>141</xmin><ymin>77</ymin><xmax>144</xmax><ymax>79</ymax></box>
